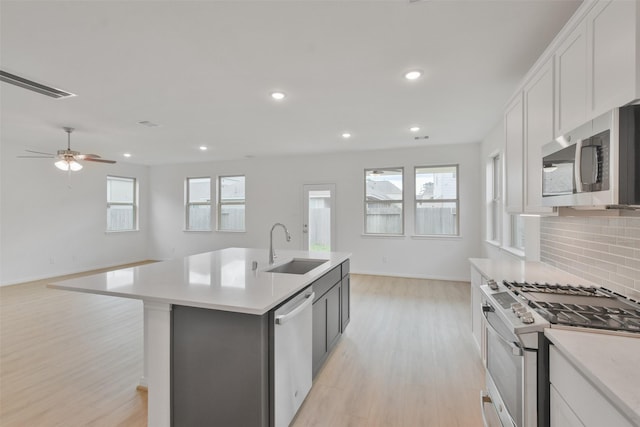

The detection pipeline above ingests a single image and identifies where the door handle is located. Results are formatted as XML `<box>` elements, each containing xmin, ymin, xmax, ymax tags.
<box><xmin>303</xmin><ymin>224</ymin><xmax>308</xmax><ymax>234</ymax></box>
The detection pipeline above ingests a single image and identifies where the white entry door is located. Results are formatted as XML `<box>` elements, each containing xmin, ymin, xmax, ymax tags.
<box><xmin>303</xmin><ymin>184</ymin><xmax>336</xmax><ymax>252</ymax></box>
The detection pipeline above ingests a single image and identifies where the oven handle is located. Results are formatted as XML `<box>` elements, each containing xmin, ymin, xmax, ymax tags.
<box><xmin>482</xmin><ymin>305</ymin><xmax>523</xmax><ymax>356</ymax></box>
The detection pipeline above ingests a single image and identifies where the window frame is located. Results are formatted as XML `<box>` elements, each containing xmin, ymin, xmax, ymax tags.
<box><xmin>106</xmin><ymin>175</ymin><xmax>138</xmax><ymax>232</ymax></box>
<box><xmin>217</xmin><ymin>175</ymin><xmax>246</xmax><ymax>232</ymax></box>
<box><xmin>363</xmin><ymin>167</ymin><xmax>404</xmax><ymax>236</ymax></box>
<box><xmin>414</xmin><ymin>164</ymin><xmax>460</xmax><ymax>237</ymax></box>
<box><xmin>185</xmin><ymin>177</ymin><xmax>212</xmax><ymax>231</ymax></box>
<box><xmin>487</xmin><ymin>153</ymin><xmax>502</xmax><ymax>245</ymax></box>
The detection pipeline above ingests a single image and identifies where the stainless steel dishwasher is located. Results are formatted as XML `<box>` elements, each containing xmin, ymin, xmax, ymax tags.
<box><xmin>274</xmin><ymin>286</ymin><xmax>315</xmax><ymax>427</ymax></box>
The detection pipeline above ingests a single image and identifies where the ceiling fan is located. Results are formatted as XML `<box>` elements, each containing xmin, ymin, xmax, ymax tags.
<box><xmin>18</xmin><ymin>127</ymin><xmax>116</xmax><ymax>171</ymax></box>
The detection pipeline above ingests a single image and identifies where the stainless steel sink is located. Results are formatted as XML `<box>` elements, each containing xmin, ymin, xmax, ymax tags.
<box><xmin>266</xmin><ymin>259</ymin><xmax>327</xmax><ymax>274</ymax></box>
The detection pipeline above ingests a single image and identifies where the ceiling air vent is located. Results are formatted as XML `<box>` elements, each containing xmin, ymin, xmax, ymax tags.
<box><xmin>0</xmin><ymin>70</ymin><xmax>76</xmax><ymax>99</ymax></box>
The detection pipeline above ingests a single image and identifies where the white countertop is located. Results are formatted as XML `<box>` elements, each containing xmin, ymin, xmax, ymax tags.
<box><xmin>545</xmin><ymin>328</ymin><xmax>640</xmax><ymax>426</ymax></box>
<box><xmin>469</xmin><ymin>257</ymin><xmax>598</xmax><ymax>285</ymax></box>
<box><xmin>49</xmin><ymin>248</ymin><xmax>350</xmax><ymax>315</ymax></box>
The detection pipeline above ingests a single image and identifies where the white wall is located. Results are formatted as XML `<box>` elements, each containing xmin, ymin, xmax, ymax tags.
<box><xmin>148</xmin><ymin>143</ymin><xmax>482</xmax><ymax>281</ymax></box>
<box><xmin>0</xmin><ymin>140</ymin><xmax>150</xmax><ymax>285</ymax></box>
<box><xmin>1</xmin><ymin>141</ymin><xmax>482</xmax><ymax>284</ymax></box>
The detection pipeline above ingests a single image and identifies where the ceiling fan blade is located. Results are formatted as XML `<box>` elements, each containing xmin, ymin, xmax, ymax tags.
<box><xmin>25</xmin><ymin>149</ymin><xmax>54</xmax><ymax>155</ymax></box>
<box><xmin>84</xmin><ymin>157</ymin><xmax>116</xmax><ymax>164</ymax></box>
<box><xmin>76</xmin><ymin>153</ymin><xmax>102</xmax><ymax>160</ymax></box>
<box><xmin>17</xmin><ymin>155</ymin><xmax>54</xmax><ymax>158</ymax></box>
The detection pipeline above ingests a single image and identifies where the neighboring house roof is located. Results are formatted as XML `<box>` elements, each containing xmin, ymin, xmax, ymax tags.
<box><xmin>366</xmin><ymin>180</ymin><xmax>402</xmax><ymax>200</ymax></box>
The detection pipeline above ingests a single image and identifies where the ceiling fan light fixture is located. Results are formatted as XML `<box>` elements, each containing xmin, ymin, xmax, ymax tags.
<box><xmin>55</xmin><ymin>159</ymin><xmax>83</xmax><ymax>171</ymax></box>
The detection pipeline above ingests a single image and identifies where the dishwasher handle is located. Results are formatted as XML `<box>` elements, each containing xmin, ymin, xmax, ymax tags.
<box><xmin>275</xmin><ymin>292</ymin><xmax>315</xmax><ymax>325</ymax></box>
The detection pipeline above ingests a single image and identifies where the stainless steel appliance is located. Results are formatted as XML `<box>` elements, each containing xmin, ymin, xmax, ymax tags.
<box><xmin>480</xmin><ymin>281</ymin><xmax>549</xmax><ymax>427</ymax></box>
<box><xmin>479</xmin><ymin>280</ymin><xmax>640</xmax><ymax>427</ymax></box>
<box><xmin>273</xmin><ymin>286</ymin><xmax>315</xmax><ymax>427</ymax></box>
<box><xmin>541</xmin><ymin>104</ymin><xmax>640</xmax><ymax>208</ymax></box>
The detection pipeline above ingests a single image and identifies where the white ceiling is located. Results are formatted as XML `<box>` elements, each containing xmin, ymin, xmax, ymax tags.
<box><xmin>0</xmin><ymin>0</ymin><xmax>582</xmax><ymax>166</ymax></box>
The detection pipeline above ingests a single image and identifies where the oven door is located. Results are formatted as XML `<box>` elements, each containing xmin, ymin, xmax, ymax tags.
<box><xmin>483</xmin><ymin>302</ymin><xmax>523</xmax><ymax>427</ymax></box>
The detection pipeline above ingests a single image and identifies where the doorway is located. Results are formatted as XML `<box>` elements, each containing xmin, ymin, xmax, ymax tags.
<box><xmin>303</xmin><ymin>184</ymin><xmax>336</xmax><ymax>252</ymax></box>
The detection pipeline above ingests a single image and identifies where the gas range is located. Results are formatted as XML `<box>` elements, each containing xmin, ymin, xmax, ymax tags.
<box><xmin>502</xmin><ymin>280</ymin><xmax>640</xmax><ymax>335</ymax></box>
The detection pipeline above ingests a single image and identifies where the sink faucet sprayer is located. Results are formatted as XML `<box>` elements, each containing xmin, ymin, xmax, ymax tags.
<box><xmin>269</xmin><ymin>223</ymin><xmax>291</xmax><ymax>264</ymax></box>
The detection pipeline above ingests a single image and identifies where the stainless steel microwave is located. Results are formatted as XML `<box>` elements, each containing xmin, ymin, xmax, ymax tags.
<box><xmin>541</xmin><ymin>105</ymin><xmax>640</xmax><ymax>208</ymax></box>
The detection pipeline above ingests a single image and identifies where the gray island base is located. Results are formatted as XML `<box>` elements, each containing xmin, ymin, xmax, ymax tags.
<box><xmin>172</xmin><ymin>259</ymin><xmax>350</xmax><ymax>426</ymax></box>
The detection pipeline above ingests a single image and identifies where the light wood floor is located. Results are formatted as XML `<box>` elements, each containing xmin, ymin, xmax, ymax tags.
<box><xmin>1</xmin><ymin>271</ymin><xmax>484</xmax><ymax>426</ymax></box>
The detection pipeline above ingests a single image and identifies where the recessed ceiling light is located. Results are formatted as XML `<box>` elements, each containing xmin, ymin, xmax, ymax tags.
<box><xmin>270</xmin><ymin>91</ymin><xmax>286</xmax><ymax>100</ymax></box>
<box><xmin>404</xmin><ymin>70</ymin><xmax>423</xmax><ymax>80</ymax></box>
<box><xmin>342</xmin><ymin>132</ymin><xmax>352</xmax><ymax>139</ymax></box>
<box><xmin>199</xmin><ymin>146</ymin><xmax>208</xmax><ymax>151</ymax></box>
<box><xmin>123</xmin><ymin>153</ymin><xmax>132</xmax><ymax>158</ymax></box>
<box><xmin>410</xmin><ymin>126</ymin><xmax>421</xmax><ymax>132</ymax></box>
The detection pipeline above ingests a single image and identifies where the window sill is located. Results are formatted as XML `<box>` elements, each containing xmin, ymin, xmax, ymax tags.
<box><xmin>410</xmin><ymin>234</ymin><xmax>462</xmax><ymax>240</ymax></box>
<box><xmin>501</xmin><ymin>246</ymin><xmax>525</xmax><ymax>259</ymax></box>
<box><xmin>183</xmin><ymin>229</ymin><xmax>213</xmax><ymax>233</ymax></box>
<box><xmin>360</xmin><ymin>233</ymin><xmax>406</xmax><ymax>239</ymax></box>
<box><xmin>485</xmin><ymin>239</ymin><xmax>501</xmax><ymax>248</ymax></box>
<box><xmin>105</xmin><ymin>229</ymin><xmax>139</xmax><ymax>234</ymax></box>
<box><xmin>216</xmin><ymin>230</ymin><xmax>246</xmax><ymax>233</ymax></box>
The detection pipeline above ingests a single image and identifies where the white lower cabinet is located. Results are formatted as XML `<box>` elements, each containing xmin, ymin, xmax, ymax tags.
<box><xmin>550</xmin><ymin>385</ymin><xmax>584</xmax><ymax>427</ymax></box>
<box><xmin>549</xmin><ymin>346</ymin><xmax>634</xmax><ymax>427</ymax></box>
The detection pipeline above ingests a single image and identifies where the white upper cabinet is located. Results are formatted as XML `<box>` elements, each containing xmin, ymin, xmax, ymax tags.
<box><xmin>505</xmin><ymin>93</ymin><xmax>524</xmax><ymax>214</ymax></box>
<box><xmin>588</xmin><ymin>0</ymin><xmax>638</xmax><ymax>117</ymax></box>
<box><xmin>555</xmin><ymin>21</ymin><xmax>588</xmax><ymax>136</ymax></box>
<box><xmin>555</xmin><ymin>0</ymin><xmax>639</xmax><ymax>137</ymax></box>
<box><xmin>523</xmin><ymin>58</ymin><xmax>555</xmax><ymax>214</ymax></box>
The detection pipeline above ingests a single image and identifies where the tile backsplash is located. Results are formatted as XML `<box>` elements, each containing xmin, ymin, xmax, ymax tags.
<box><xmin>540</xmin><ymin>215</ymin><xmax>640</xmax><ymax>300</ymax></box>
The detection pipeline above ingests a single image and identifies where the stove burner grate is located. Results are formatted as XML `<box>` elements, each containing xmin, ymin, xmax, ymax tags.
<box><xmin>502</xmin><ymin>280</ymin><xmax>640</xmax><ymax>334</ymax></box>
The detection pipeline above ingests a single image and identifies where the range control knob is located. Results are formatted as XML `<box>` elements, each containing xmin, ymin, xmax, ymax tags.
<box><xmin>521</xmin><ymin>314</ymin><xmax>535</xmax><ymax>324</ymax></box>
<box><xmin>487</xmin><ymin>280</ymin><xmax>499</xmax><ymax>291</ymax></box>
<box><xmin>514</xmin><ymin>307</ymin><xmax>527</xmax><ymax>317</ymax></box>
<box><xmin>510</xmin><ymin>303</ymin><xmax>524</xmax><ymax>312</ymax></box>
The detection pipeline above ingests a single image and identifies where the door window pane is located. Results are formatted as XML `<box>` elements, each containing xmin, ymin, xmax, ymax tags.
<box><xmin>308</xmin><ymin>190</ymin><xmax>331</xmax><ymax>251</ymax></box>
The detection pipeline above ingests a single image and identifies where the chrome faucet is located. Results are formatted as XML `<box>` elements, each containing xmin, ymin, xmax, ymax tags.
<box><xmin>269</xmin><ymin>223</ymin><xmax>291</xmax><ymax>264</ymax></box>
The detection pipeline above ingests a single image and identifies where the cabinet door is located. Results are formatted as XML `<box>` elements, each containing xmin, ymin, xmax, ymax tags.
<box><xmin>523</xmin><ymin>58</ymin><xmax>555</xmax><ymax>214</ymax></box>
<box><xmin>555</xmin><ymin>22</ymin><xmax>587</xmax><ymax>135</ymax></box>
<box><xmin>326</xmin><ymin>283</ymin><xmax>342</xmax><ymax>350</ymax></box>
<box><xmin>588</xmin><ymin>0</ymin><xmax>637</xmax><ymax>116</ymax></box>
<box><xmin>312</xmin><ymin>298</ymin><xmax>327</xmax><ymax>377</ymax></box>
<box><xmin>341</xmin><ymin>275</ymin><xmax>350</xmax><ymax>331</ymax></box>
<box><xmin>505</xmin><ymin>93</ymin><xmax>524</xmax><ymax>213</ymax></box>
<box><xmin>550</xmin><ymin>385</ymin><xmax>585</xmax><ymax>427</ymax></box>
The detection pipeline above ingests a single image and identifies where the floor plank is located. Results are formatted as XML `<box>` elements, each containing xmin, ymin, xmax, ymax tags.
<box><xmin>1</xmin><ymin>272</ymin><xmax>484</xmax><ymax>426</ymax></box>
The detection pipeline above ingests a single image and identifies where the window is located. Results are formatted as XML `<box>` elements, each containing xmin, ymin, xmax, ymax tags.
<box><xmin>510</xmin><ymin>215</ymin><xmax>525</xmax><ymax>251</ymax></box>
<box><xmin>488</xmin><ymin>154</ymin><xmax>502</xmax><ymax>243</ymax></box>
<box><xmin>218</xmin><ymin>175</ymin><xmax>245</xmax><ymax>231</ymax></box>
<box><xmin>415</xmin><ymin>165</ymin><xmax>459</xmax><ymax>236</ymax></box>
<box><xmin>106</xmin><ymin>176</ymin><xmax>137</xmax><ymax>231</ymax></box>
<box><xmin>364</xmin><ymin>168</ymin><xmax>403</xmax><ymax>234</ymax></box>
<box><xmin>186</xmin><ymin>177</ymin><xmax>211</xmax><ymax>231</ymax></box>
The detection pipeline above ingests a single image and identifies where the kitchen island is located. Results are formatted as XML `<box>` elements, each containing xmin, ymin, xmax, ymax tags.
<box><xmin>49</xmin><ymin>247</ymin><xmax>351</xmax><ymax>427</ymax></box>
